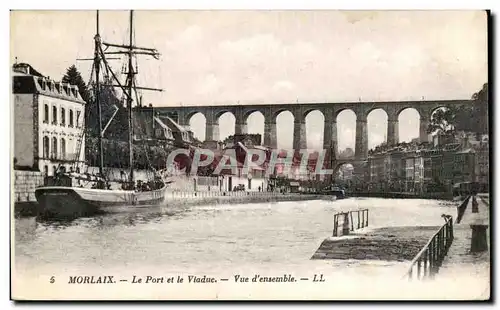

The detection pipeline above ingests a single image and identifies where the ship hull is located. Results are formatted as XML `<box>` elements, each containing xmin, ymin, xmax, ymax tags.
<box><xmin>35</xmin><ymin>186</ymin><xmax>166</xmax><ymax>218</ymax></box>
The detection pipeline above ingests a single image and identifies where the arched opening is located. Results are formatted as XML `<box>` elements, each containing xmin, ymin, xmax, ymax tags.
<box><xmin>367</xmin><ymin>109</ymin><xmax>388</xmax><ymax>151</ymax></box>
<box><xmin>429</xmin><ymin>106</ymin><xmax>454</xmax><ymax>135</ymax></box>
<box><xmin>245</xmin><ymin>111</ymin><xmax>265</xmax><ymax>145</ymax></box>
<box><xmin>218</xmin><ymin>111</ymin><xmax>235</xmax><ymax>142</ymax></box>
<box><xmin>334</xmin><ymin>163</ymin><xmax>354</xmax><ymax>189</ymax></box>
<box><xmin>275</xmin><ymin>110</ymin><xmax>294</xmax><ymax>150</ymax></box>
<box><xmin>305</xmin><ymin>110</ymin><xmax>324</xmax><ymax>151</ymax></box>
<box><xmin>188</xmin><ymin>112</ymin><xmax>206</xmax><ymax>141</ymax></box>
<box><xmin>398</xmin><ymin>108</ymin><xmax>420</xmax><ymax>143</ymax></box>
<box><xmin>336</xmin><ymin>109</ymin><xmax>356</xmax><ymax>158</ymax></box>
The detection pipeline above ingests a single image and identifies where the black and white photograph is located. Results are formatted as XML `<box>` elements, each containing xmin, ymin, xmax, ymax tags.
<box><xmin>10</xmin><ymin>9</ymin><xmax>490</xmax><ymax>300</ymax></box>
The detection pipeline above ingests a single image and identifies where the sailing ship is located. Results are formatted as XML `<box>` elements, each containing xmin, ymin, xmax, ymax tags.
<box><xmin>35</xmin><ymin>10</ymin><xmax>167</xmax><ymax>217</ymax></box>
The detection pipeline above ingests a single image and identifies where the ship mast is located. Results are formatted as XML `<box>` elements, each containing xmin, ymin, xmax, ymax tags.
<box><xmin>93</xmin><ymin>10</ymin><xmax>162</xmax><ymax>186</ymax></box>
<box><xmin>95</xmin><ymin>11</ymin><xmax>105</xmax><ymax>177</ymax></box>
<box><xmin>126</xmin><ymin>11</ymin><xmax>134</xmax><ymax>183</ymax></box>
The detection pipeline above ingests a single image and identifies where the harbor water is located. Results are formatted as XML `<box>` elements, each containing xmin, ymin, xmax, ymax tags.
<box><xmin>14</xmin><ymin>197</ymin><xmax>481</xmax><ymax>300</ymax></box>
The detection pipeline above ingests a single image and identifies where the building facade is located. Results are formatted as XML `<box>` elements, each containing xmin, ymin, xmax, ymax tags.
<box><xmin>13</xmin><ymin>64</ymin><xmax>86</xmax><ymax>176</ymax></box>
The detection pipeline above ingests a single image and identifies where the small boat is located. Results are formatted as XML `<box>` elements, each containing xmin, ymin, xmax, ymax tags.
<box><xmin>322</xmin><ymin>186</ymin><xmax>346</xmax><ymax>199</ymax></box>
<box><xmin>35</xmin><ymin>10</ymin><xmax>167</xmax><ymax>218</ymax></box>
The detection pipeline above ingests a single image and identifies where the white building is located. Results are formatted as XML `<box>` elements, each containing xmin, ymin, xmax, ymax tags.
<box><xmin>12</xmin><ymin>63</ymin><xmax>86</xmax><ymax>176</ymax></box>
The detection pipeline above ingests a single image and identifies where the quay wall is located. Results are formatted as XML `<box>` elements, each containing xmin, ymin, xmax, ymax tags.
<box><xmin>349</xmin><ymin>191</ymin><xmax>453</xmax><ymax>200</ymax></box>
<box><xmin>164</xmin><ymin>192</ymin><xmax>327</xmax><ymax>207</ymax></box>
<box><xmin>12</xmin><ymin>170</ymin><xmax>44</xmax><ymax>203</ymax></box>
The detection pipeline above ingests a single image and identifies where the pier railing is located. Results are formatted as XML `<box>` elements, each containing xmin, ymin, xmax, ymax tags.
<box><xmin>332</xmin><ymin>209</ymin><xmax>369</xmax><ymax>236</ymax></box>
<box><xmin>403</xmin><ymin>215</ymin><xmax>454</xmax><ymax>280</ymax></box>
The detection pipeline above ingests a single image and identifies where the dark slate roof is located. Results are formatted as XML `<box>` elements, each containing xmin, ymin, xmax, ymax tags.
<box><xmin>12</xmin><ymin>63</ymin><xmax>44</xmax><ymax>77</ymax></box>
<box><xmin>12</xmin><ymin>75</ymin><xmax>85</xmax><ymax>104</ymax></box>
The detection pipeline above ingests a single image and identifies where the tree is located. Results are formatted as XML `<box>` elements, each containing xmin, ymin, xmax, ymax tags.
<box><xmin>427</xmin><ymin>105</ymin><xmax>458</xmax><ymax>136</ymax></box>
<box><xmin>427</xmin><ymin>83</ymin><xmax>489</xmax><ymax>137</ymax></box>
<box><xmin>62</xmin><ymin>65</ymin><xmax>90</xmax><ymax>103</ymax></box>
<box><xmin>469</xmin><ymin>83</ymin><xmax>488</xmax><ymax>134</ymax></box>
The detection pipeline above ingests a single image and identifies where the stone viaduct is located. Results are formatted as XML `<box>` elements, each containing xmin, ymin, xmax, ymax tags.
<box><xmin>151</xmin><ymin>99</ymin><xmax>470</xmax><ymax>161</ymax></box>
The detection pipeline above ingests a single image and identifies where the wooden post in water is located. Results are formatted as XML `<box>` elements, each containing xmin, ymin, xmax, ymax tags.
<box><xmin>333</xmin><ymin>214</ymin><xmax>338</xmax><ymax>236</ymax></box>
<box><xmin>342</xmin><ymin>212</ymin><xmax>350</xmax><ymax>235</ymax></box>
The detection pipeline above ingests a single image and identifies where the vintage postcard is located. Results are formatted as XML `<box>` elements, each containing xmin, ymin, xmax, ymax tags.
<box><xmin>10</xmin><ymin>10</ymin><xmax>490</xmax><ymax>301</ymax></box>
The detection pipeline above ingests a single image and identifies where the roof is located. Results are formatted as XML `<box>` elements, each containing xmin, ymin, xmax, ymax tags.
<box><xmin>290</xmin><ymin>182</ymin><xmax>300</xmax><ymax>186</ymax></box>
<box><xmin>12</xmin><ymin>63</ymin><xmax>44</xmax><ymax>77</ymax></box>
<box><xmin>12</xmin><ymin>75</ymin><xmax>85</xmax><ymax>104</ymax></box>
<box><xmin>456</xmin><ymin>148</ymin><xmax>475</xmax><ymax>154</ymax></box>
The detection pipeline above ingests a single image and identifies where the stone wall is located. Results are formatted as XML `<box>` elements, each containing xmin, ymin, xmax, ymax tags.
<box><xmin>13</xmin><ymin>170</ymin><xmax>44</xmax><ymax>202</ymax></box>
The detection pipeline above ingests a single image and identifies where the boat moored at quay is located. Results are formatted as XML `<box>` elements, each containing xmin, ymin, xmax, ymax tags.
<box><xmin>35</xmin><ymin>10</ymin><xmax>167</xmax><ymax>218</ymax></box>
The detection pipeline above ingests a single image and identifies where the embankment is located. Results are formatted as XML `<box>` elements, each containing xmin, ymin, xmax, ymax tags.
<box><xmin>164</xmin><ymin>192</ymin><xmax>327</xmax><ymax>207</ymax></box>
<box><xmin>350</xmin><ymin>191</ymin><xmax>453</xmax><ymax>200</ymax></box>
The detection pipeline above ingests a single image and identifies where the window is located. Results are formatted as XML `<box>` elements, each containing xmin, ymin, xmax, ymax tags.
<box><xmin>43</xmin><ymin>165</ymin><xmax>48</xmax><ymax>176</ymax></box>
<box><xmin>69</xmin><ymin>110</ymin><xmax>74</xmax><ymax>127</ymax></box>
<box><xmin>60</xmin><ymin>138</ymin><xmax>66</xmax><ymax>160</ymax></box>
<box><xmin>52</xmin><ymin>137</ymin><xmax>58</xmax><ymax>158</ymax></box>
<box><xmin>61</xmin><ymin>108</ymin><xmax>66</xmax><ymax>126</ymax></box>
<box><xmin>76</xmin><ymin>110</ymin><xmax>81</xmax><ymax>128</ymax></box>
<box><xmin>43</xmin><ymin>136</ymin><xmax>50</xmax><ymax>158</ymax></box>
<box><xmin>43</xmin><ymin>104</ymin><xmax>49</xmax><ymax>124</ymax></box>
<box><xmin>52</xmin><ymin>106</ymin><xmax>58</xmax><ymax>125</ymax></box>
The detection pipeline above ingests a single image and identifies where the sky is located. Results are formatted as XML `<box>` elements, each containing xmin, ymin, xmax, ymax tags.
<box><xmin>10</xmin><ymin>10</ymin><xmax>487</xmax><ymax>150</ymax></box>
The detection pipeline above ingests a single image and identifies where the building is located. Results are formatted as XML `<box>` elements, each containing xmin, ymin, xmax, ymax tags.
<box><xmin>453</xmin><ymin>149</ymin><xmax>476</xmax><ymax>184</ymax></box>
<box><xmin>368</xmin><ymin>152</ymin><xmax>386</xmax><ymax>191</ymax></box>
<box><xmin>12</xmin><ymin>63</ymin><xmax>86</xmax><ymax>176</ymax></box>
<box><xmin>403</xmin><ymin>152</ymin><xmax>416</xmax><ymax>192</ymax></box>
<box><xmin>474</xmin><ymin>137</ymin><xmax>489</xmax><ymax>189</ymax></box>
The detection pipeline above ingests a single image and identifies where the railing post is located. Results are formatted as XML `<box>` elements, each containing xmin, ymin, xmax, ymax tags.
<box><xmin>429</xmin><ymin>241</ymin><xmax>434</xmax><ymax>279</ymax></box>
<box><xmin>432</xmin><ymin>239</ymin><xmax>437</xmax><ymax>278</ymax></box>
<box><xmin>357</xmin><ymin>211</ymin><xmax>360</xmax><ymax>229</ymax></box>
<box><xmin>423</xmin><ymin>250</ymin><xmax>428</xmax><ymax>278</ymax></box>
<box><xmin>441</xmin><ymin>229</ymin><xmax>445</xmax><ymax>260</ymax></box>
<box><xmin>361</xmin><ymin>211</ymin><xmax>365</xmax><ymax>229</ymax></box>
<box><xmin>449</xmin><ymin>220</ymin><xmax>454</xmax><ymax>240</ymax></box>
<box><xmin>342</xmin><ymin>212</ymin><xmax>350</xmax><ymax>235</ymax></box>
<box><xmin>333</xmin><ymin>214</ymin><xmax>337</xmax><ymax>236</ymax></box>
<box><xmin>366</xmin><ymin>209</ymin><xmax>369</xmax><ymax>227</ymax></box>
<box><xmin>436</xmin><ymin>231</ymin><xmax>440</xmax><ymax>263</ymax></box>
<box><xmin>417</xmin><ymin>258</ymin><xmax>421</xmax><ymax>280</ymax></box>
<box><xmin>350</xmin><ymin>212</ymin><xmax>354</xmax><ymax>231</ymax></box>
